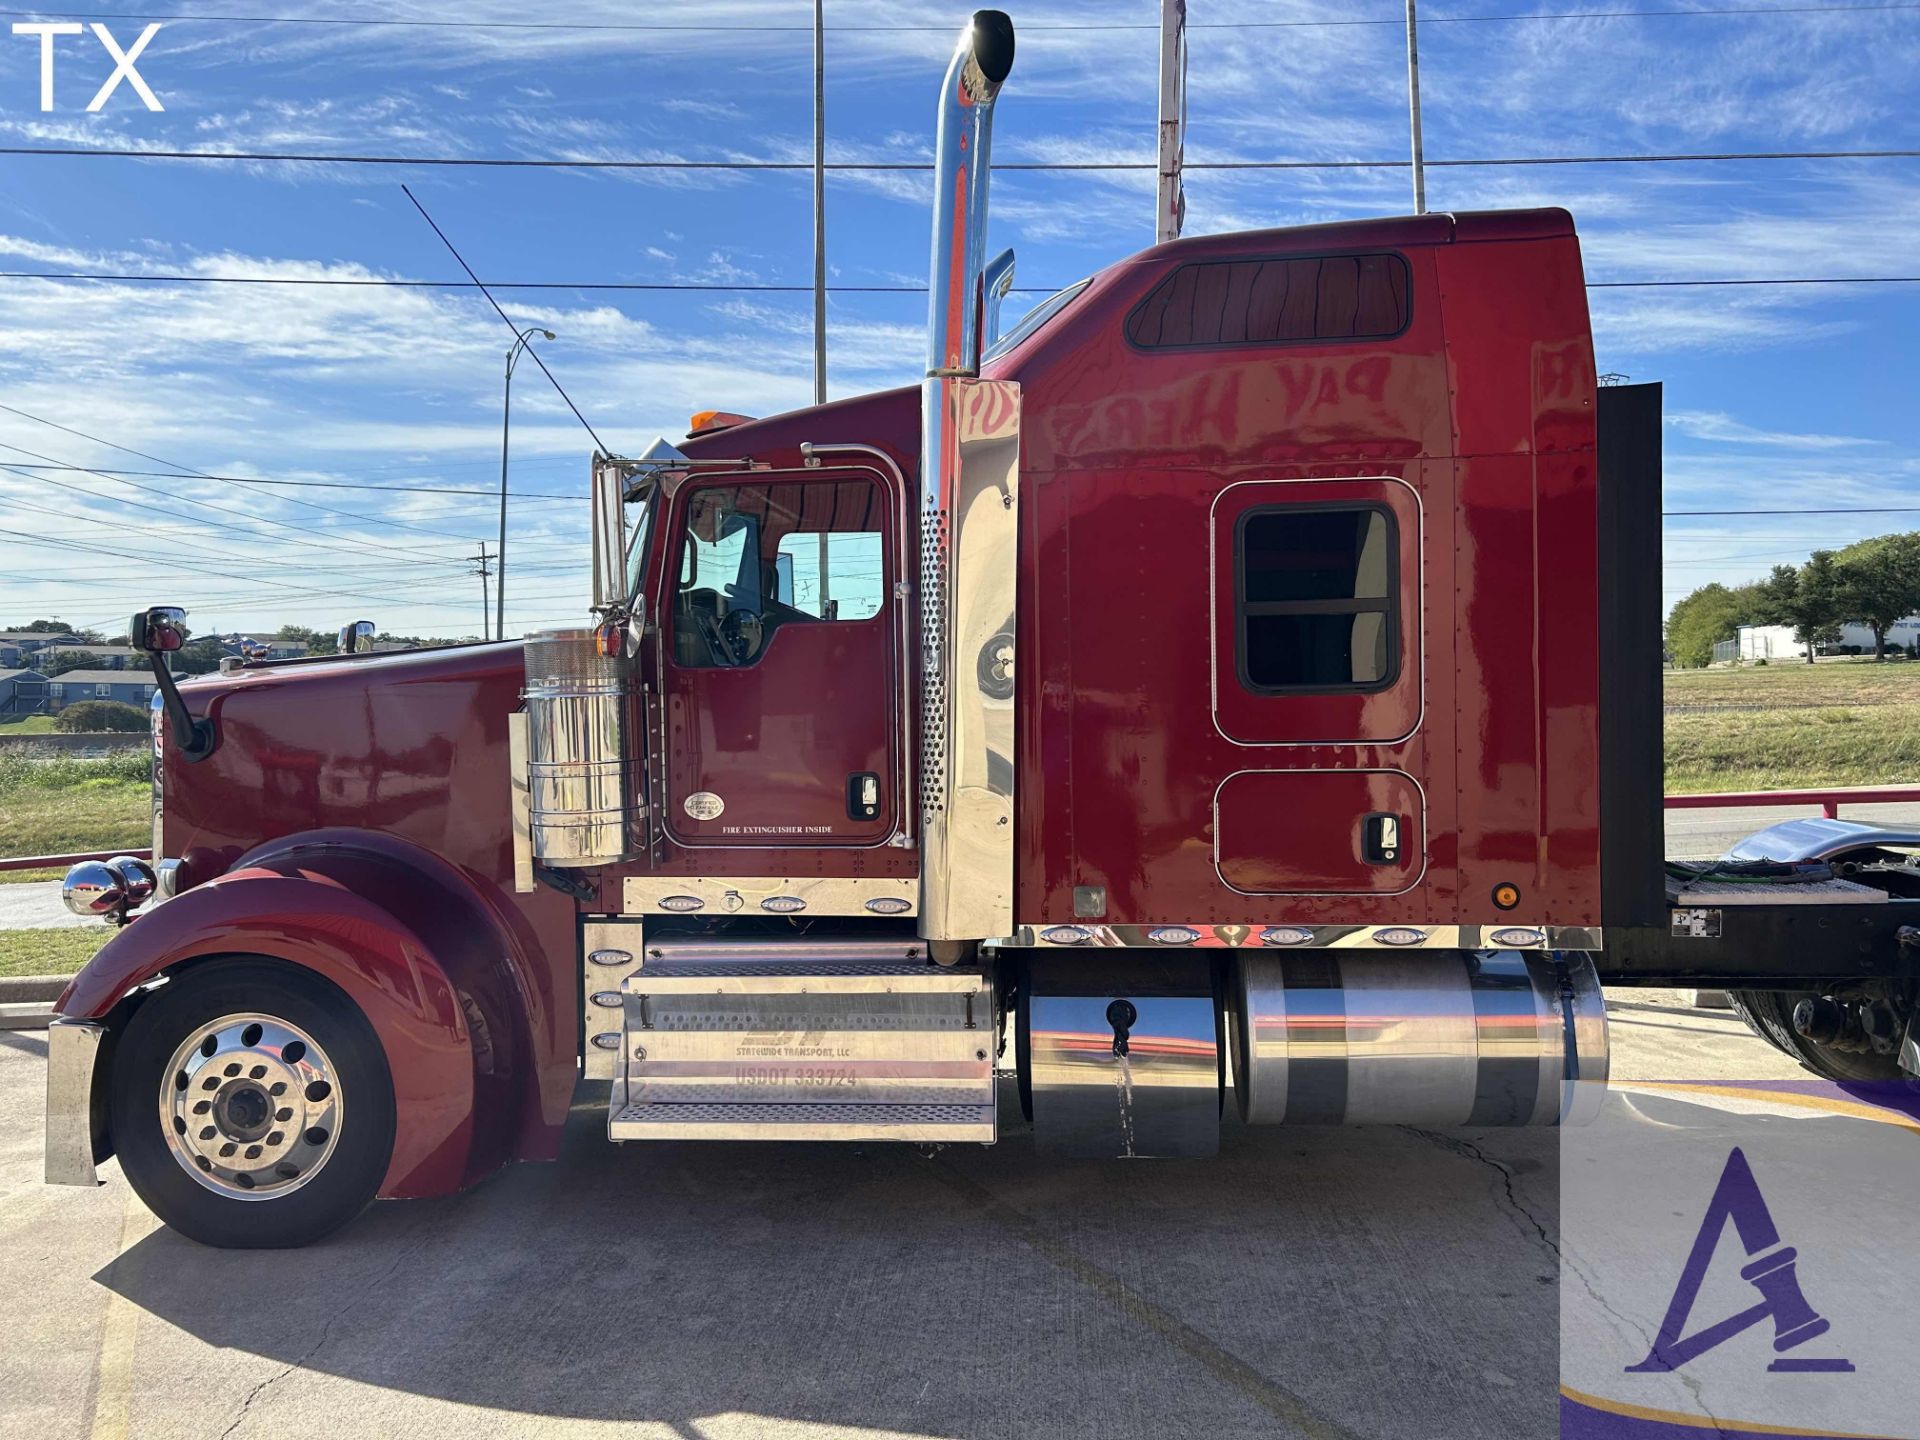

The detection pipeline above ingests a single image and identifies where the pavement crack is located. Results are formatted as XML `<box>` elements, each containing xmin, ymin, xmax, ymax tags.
<box><xmin>217</xmin><ymin>1215</ymin><xmax>440</xmax><ymax>1439</ymax></box>
<box><xmin>1399</xmin><ymin>1127</ymin><xmax>1559</xmax><ymax>1260</ymax></box>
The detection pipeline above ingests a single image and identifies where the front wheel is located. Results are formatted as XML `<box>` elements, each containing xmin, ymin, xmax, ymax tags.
<box><xmin>1727</xmin><ymin>988</ymin><xmax>1907</xmax><ymax>1082</ymax></box>
<box><xmin>110</xmin><ymin>958</ymin><xmax>395</xmax><ymax>1248</ymax></box>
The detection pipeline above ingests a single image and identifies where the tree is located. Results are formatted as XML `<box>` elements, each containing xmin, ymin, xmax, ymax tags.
<box><xmin>53</xmin><ymin>700</ymin><xmax>148</xmax><ymax>733</ymax></box>
<box><xmin>1665</xmin><ymin>582</ymin><xmax>1767</xmax><ymax>668</ymax></box>
<box><xmin>1757</xmin><ymin>553</ymin><xmax>1846</xmax><ymax>663</ymax></box>
<box><xmin>170</xmin><ymin>636</ymin><xmax>227</xmax><ymax>676</ymax></box>
<box><xmin>1834</xmin><ymin>533</ymin><xmax>1920</xmax><ymax>660</ymax></box>
<box><xmin>274</xmin><ymin>624</ymin><xmax>336</xmax><ymax>657</ymax></box>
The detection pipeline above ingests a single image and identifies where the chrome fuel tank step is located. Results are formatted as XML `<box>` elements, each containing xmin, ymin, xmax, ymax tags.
<box><xmin>606</xmin><ymin>935</ymin><xmax>996</xmax><ymax>1143</ymax></box>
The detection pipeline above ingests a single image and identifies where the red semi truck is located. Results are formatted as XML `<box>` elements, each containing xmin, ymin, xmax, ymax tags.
<box><xmin>44</xmin><ymin>10</ymin><xmax>1919</xmax><ymax>1248</ymax></box>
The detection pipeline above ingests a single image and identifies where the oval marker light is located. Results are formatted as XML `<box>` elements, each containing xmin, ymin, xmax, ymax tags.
<box><xmin>587</xmin><ymin>949</ymin><xmax>632</xmax><ymax>967</ymax></box>
<box><xmin>657</xmin><ymin>895</ymin><xmax>705</xmax><ymax>913</ymax></box>
<box><xmin>590</xmin><ymin>1033</ymin><xmax>622</xmax><ymax>1051</ymax></box>
<box><xmin>864</xmin><ymin>896</ymin><xmax>912</xmax><ymax>915</ymax></box>
<box><xmin>1260</xmin><ymin>926</ymin><xmax>1315</xmax><ymax>947</ymax></box>
<box><xmin>1373</xmin><ymin>927</ymin><xmax>1427</xmax><ymax>947</ymax></box>
<box><xmin>761</xmin><ymin>895</ymin><xmax>807</xmax><ymax>914</ymax></box>
<box><xmin>590</xmin><ymin>991</ymin><xmax>622</xmax><ymax>1009</ymax></box>
<box><xmin>1489</xmin><ymin>927</ymin><xmax>1546</xmax><ymax>949</ymax></box>
<box><xmin>1147</xmin><ymin>926</ymin><xmax>1200</xmax><ymax>945</ymax></box>
<box><xmin>1040</xmin><ymin>925</ymin><xmax>1092</xmax><ymax>946</ymax></box>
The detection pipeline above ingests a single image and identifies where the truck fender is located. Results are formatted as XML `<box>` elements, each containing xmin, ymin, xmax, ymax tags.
<box><xmin>58</xmin><ymin>837</ymin><xmax>536</xmax><ymax>1199</ymax></box>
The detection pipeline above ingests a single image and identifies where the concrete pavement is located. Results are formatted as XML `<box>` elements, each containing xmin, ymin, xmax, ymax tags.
<box><xmin>0</xmin><ymin>989</ymin><xmax>1813</xmax><ymax>1440</ymax></box>
<box><xmin>1662</xmin><ymin>799</ymin><xmax>1920</xmax><ymax>859</ymax></box>
<box><xmin>0</xmin><ymin>880</ymin><xmax>87</xmax><ymax>931</ymax></box>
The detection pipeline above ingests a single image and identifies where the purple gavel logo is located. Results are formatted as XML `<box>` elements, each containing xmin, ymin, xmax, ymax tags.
<box><xmin>1627</xmin><ymin>1147</ymin><xmax>1854</xmax><ymax>1375</ymax></box>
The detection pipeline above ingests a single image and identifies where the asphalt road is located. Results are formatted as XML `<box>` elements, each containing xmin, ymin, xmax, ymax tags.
<box><xmin>0</xmin><ymin>990</ymin><xmax>1808</xmax><ymax>1440</ymax></box>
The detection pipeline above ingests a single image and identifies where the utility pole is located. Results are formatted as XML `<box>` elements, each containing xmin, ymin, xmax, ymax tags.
<box><xmin>471</xmin><ymin>544</ymin><xmax>494</xmax><ymax>641</ymax></box>
<box><xmin>1156</xmin><ymin>0</ymin><xmax>1186</xmax><ymax>244</ymax></box>
<box><xmin>811</xmin><ymin>0</ymin><xmax>828</xmax><ymax>405</ymax></box>
<box><xmin>1405</xmin><ymin>0</ymin><xmax>1427</xmax><ymax>214</ymax></box>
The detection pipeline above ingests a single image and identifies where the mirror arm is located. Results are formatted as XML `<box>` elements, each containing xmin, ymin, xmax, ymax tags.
<box><xmin>147</xmin><ymin>655</ymin><xmax>216</xmax><ymax>762</ymax></box>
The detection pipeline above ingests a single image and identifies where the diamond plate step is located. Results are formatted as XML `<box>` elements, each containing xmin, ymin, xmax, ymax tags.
<box><xmin>610</xmin><ymin>1101</ymin><xmax>995</xmax><ymax>1142</ymax></box>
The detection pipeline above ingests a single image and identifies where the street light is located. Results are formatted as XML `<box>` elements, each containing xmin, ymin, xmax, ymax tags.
<box><xmin>499</xmin><ymin>325</ymin><xmax>557</xmax><ymax>642</ymax></box>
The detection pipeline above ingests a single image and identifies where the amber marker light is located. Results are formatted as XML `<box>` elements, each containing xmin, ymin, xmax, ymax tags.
<box><xmin>1492</xmin><ymin>882</ymin><xmax>1522</xmax><ymax>911</ymax></box>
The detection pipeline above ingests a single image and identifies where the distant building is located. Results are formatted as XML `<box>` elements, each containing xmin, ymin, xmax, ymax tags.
<box><xmin>0</xmin><ymin>668</ymin><xmax>48</xmax><ymax>715</ymax></box>
<box><xmin>1733</xmin><ymin>617</ymin><xmax>1920</xmax><ymax>660</ymax></box>
<box><xmin>46</xmin><ymin>669</ymin><xmax>160</xmax><ymax>711</ymax></box>
<box><xmin>0</xmin><ymin>632</ymin><xmax>81</xmax><ymax>666</ymax></box>
<box><xmin>37</xmin><ymin>644</ymin><xmax>143</xmax><ymax>670</ymax></box>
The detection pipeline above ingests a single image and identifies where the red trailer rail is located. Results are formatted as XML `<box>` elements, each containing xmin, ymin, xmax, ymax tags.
<box><xmin>0</xmin><ymin>848</ymin><xmax>151</xmax><ymax>874</ymax></box>
<box><xmin>1664</xmin><ymin>786</ymin><xmax>1920</xmax><ymax>820</ymax></box>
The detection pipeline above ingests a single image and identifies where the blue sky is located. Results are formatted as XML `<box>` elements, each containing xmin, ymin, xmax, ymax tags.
<box><xmin>0</xmin><ymin>0</ymin><xmax>1914</xmax><ymax>641</ymax></box>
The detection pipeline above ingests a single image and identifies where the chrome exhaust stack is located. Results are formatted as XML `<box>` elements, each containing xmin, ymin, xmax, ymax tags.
<box><xmin>919</xmin><ymin>10</ymin><xmax>1021</xmax><ymax>947</ymax></box>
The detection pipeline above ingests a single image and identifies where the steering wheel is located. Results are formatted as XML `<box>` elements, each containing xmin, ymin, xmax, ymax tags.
<box><xmin>718</xmin><ymin>608</ymin><xmax>764</xmax><ymax>665</ymax></box>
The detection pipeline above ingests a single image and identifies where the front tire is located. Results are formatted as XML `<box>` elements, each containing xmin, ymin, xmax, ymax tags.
<box><xmin>1727</xmin><ymin>988</ymin><xmax>1907</xmax><ymax>1082</ymax></box>
<box><xmin>110</xmin><ymin>958</ymin><xmax>395</xmax><ymax>1248</ymax></box>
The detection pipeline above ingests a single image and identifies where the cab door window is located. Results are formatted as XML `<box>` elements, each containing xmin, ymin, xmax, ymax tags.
<box><xmin>671</xmin><ymin>479</ymin><xmax>886</xmax><ymax>667</ymax></box>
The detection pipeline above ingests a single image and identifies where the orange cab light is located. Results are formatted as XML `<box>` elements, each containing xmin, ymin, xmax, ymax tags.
<box><xmin>689</xmin><ymin>410</ymin><xmax>754</xmax><ymax>435</ymax></box>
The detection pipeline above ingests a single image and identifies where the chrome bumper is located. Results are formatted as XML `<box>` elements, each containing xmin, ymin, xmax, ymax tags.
<box><xmin>45</xmin><ymin>1017</ymin><xmax>105</xmax><ymax>1186</ymax></box>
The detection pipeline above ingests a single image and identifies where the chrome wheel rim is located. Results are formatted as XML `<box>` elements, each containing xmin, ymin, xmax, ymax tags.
<box><xmin>159</xmin><ymin>1012</ymin><xmax>343</xmax><ymax>1201</ymax></box>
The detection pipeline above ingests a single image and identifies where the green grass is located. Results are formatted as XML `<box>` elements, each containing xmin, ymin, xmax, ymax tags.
<box><xmin>0</xmin><ymin>715</ymin><xmax>57</xmax><ymax>734</ymax></box>
<box><xmin>0</xmin><ymin>751</ymin><xmax>150</xmax><ymax>858</ymax></box>
<box><xmin>0</xmin><ymin>926</ymin><xmax>109</xmax><ymax>977</ymax></box>
<box><xmin>1665</xmin><ymin>659</ymin><xmax>1920</xmax><ymax>794</ymax></box>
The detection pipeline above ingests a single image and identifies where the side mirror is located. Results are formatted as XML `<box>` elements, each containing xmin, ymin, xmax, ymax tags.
<box><xmin>590</xmin><ymin>456</ymin><xmax>626</xmax><ymax>611</ymax></box>
<box><xmin>130</xmin><ymin>606</ymin><xmax>189</xmax><ymax>654</ymax></box>
<box><xmin>337</xmin><ymin>620</ymin><xmax>376</xmax><ymax>655</ymax></box>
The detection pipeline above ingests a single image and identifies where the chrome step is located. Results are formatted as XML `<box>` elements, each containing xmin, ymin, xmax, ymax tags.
<box><xmin>609</xmin><ymin>935</ymin><xmax>997</xmax><ymax>1144</ymax></box>
<box><xmin>609</xmin><ymin>1101</ymin><xmax>995</xmax><ymax>1142</ymax></box>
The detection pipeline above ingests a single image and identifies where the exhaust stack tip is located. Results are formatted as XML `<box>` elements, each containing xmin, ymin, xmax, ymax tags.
<box><xmin>966</xmin><ymin>10</ymin><xmax>1016</xmax><ymax>87</ymax></box>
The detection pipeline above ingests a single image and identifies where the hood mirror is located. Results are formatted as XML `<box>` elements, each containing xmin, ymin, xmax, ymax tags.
<box><xmin>130</xmin><ymin>606</ymin><xmax>189</xmax><ymax>654</ymax></box>
<box><xmin>131</xmin><ymin>605</ymin><xmax>216</xmax><ymax>762</ymax></box>
<box><xmin>337</xmin><ymin>620</ymin><xmax>377</xmax><ymax>655</ymax></box>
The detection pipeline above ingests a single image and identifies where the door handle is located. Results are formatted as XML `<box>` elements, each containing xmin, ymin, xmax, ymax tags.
<box><xmin>848</xmin><ymin>772</ymin><xmax>881</xmax><ymax>822</ymax></box>
<box><xmin>1361</xmin><ymin>812</ymin><xmax>1402</xmax><ymax>865</ymax></box>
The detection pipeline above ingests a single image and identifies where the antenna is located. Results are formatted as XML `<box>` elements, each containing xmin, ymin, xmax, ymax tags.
<box><xmin>400</xmin><ymin>184</ymin><xmax>610</xmax><ymax>455</ymax></box>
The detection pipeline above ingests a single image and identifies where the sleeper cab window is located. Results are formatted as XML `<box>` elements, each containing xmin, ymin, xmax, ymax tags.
<box><xmin>1126</xmin><ymin>252</ymin><xmax>1410</xmax><ymax>349</ymax></box>
<box><xmin>672</xmin><ymin>477</ymin><xmax>886</xmax><ymax>668</ymax></box>
<box><xmin>1235</xmin><ymin>505</ymin><xmax>1398</xmax><ymax>693</ymax></box>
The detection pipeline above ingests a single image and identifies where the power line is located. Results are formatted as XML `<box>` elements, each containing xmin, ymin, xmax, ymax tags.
<box><xmin>1665</xmin><ymin>507</ymin><xmax>1920</xmax><ymax>516</ymax></box>
<box><xmin>0</xmin><ymin>462</ymin><xmax>584</xmax><ymax>501</ymax></box>
<box><xmin>0</xmin><ymin>401</ymin><xmax>478</xmax><ymax>553</ymax></box>
<box><xmin>1</xmin><ymin>145</ymin><xmax>1913</xmax><ymax>172</ymax></box>
<box><xmin>400</xmin><ymin>183</ymin><xmax>609</xmax><ymax>454</ymax></box>
<box><xmin>1</xmin><ymin>269</ymin><xmax>1914</xmax><ymax>294</ymax></box>
<box><xmin>0</xmin><ymin>4</ymin><xmax>1910</xmax><ymax>30</ymax></box>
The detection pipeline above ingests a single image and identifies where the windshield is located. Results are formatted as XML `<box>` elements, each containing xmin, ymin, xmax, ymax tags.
<box><xmin>983</xmin><ymin>278</ymin><xmax>1091</xmax><ymax>363</ymax></box>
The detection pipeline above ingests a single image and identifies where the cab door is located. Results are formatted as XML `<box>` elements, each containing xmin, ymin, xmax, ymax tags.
<box><xmin>1207</xmin><ymin>476</ymin><xmax>1427</xmax><ymax>895</ymax></box>
<box><xmin>658</xmin><ymin>466</ymin><xmax>903</xmax><ymax>848</ymax></box>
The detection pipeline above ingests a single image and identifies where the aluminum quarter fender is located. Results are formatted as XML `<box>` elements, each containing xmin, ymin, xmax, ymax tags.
<box><xmin>58</xmin><ymin>863</ymin><xmax>483</xmax><ymax>1199</ymax></box>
